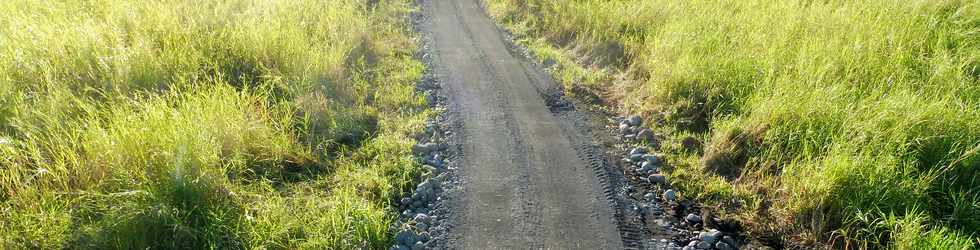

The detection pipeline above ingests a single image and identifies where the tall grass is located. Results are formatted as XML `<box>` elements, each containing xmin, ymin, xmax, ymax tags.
<box><xmin>486</xmin><ymin>0</ymin><xmax>980</xmax><ymax>248</ymax></box>
<box><xmin>0</xmin><ymin>0</ymin><xmax>427</xmax><ymax>248</ymax></box>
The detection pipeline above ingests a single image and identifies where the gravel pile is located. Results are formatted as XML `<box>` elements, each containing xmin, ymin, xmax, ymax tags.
<box><xmin>390</xmin><ymin>46</ymin><xmax>457</xmax><ymax>250</ymax></box>
<box><xmin>613</xmin><ymin>114</ymin><xmax>742</xmax><ymax>250</ymax></box>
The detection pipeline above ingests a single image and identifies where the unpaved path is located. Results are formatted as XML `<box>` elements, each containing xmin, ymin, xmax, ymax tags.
<box><xmin>418</xmin><ymin>0</ymin><xmax>631</xmax><ymax>248</ymax></box>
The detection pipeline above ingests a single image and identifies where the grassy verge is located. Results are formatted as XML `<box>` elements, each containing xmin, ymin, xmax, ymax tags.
<box><xmin>484</xmin><ymin>0</ymin><xmax>980</xmax><ymax>248</ymax></box>
<box><xmin>0</xmin><ymin>0</ymin><xmax>427</xmax><ymax>248</ymax></box>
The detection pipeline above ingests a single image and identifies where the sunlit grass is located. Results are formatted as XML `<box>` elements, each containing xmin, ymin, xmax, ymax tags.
<box><xmin>486</xmin><ymin>0</ymin><xmax>980</xmax><ymax>248</ymax></box>
<box><xmin>0</xmin><ymin>0</ymin><xmax>426</xmax><ymax>248</ymax></box>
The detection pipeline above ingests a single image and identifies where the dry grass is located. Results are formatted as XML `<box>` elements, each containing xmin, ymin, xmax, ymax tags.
<box><xmin>485</xmin><ymin>0</ymin><xmax>980</xmax><ymax>248</ymax></box>
<box><xmin>0</xmin><ymin>0</ymin><xmax>427</xmax><ymax>248</ymax></box>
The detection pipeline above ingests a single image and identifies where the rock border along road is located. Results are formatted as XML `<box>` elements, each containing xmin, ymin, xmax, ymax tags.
<box><xmin>417</xmin><ymin>0</ymin><xmax>635</xmax><ymax>248</ymax></box>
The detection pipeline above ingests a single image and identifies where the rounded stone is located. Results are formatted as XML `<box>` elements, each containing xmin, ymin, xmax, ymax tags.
<box><xmin>663</xmin><ymin>189</ymin><xmax>677</xmax><ymax>201</ymax></box>
<box><xmin>716</xmin><ymin>242</ymin><xmax>733</xmax><ymax>250</ymax></box>
<box><xmin>648</xmin><ymin>174</ymin><xmax>667</xmax><ymax>185</ymax></box>
<box><xmin>629</xmin><ymin>154</ymin><xmax>645</xmax><ymax>163</ymax></box>
<box><xmin>698</xmin><ymin>230</ymin><xmax>719</xmax><ymax>244</ymax></box>
<box><xmin>395</xmin><ymin>230</ymin><xmax>417</xmax><ymax>245</ymax></box>
<box><xmin>695</xmin><ymin>241</ymin><xmax>712</xmax><ymax>249</ymax></box>
<box><xmin>629</xmin><ymin>147</ymin><xmax>648</xmax><ymax>155</ymax></box>
<box><xmin>411</xmin><ymin>241</ymin><xmax>425</xmax><ymax>250</ymax></box>
<box><xmin>413</xmin><ymin>213</ymin><xmax>431</xmax><ymax>223</ymax></box>
<box><xmin>722</xmin><ymin>235</ymin><xmax>738</xmax><ymax>247</ymax></box>
<box><xmin>627</xmin><ymin>115</ymin><xmax>643</xmax><ymax>126</ymax></box>
<box><xmin>686</xmin><ymin>213</ymin><xmax>702</xmax><ymax>224</ymax></box>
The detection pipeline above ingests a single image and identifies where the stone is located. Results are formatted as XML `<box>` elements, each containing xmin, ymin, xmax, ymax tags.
<box><xmin>432</xmin><ymin>172</ymin><xmax>449</xmax><ymax>183</ymax></box>
<box><xmin>722</xmin><ymin>235</ymin><xmax>737</xmax><ymax>246</ymax></box>
<box><xmin>629</xmin><ymin>154</ymin><xmax>645</xmax><ymax>163</ymax></box>
<box><xmin>401</xmin><ymin>197</ymin><xmax>412</xmax><ymax>205</ymax></box>
<box><xmin>412</xmin><ymin>143</ymin><xmax>446</xmax><ymax>155</ymax></box>
<box><xmin>401</xmin><ymin>210</ymin><xmax>414</xmax><ymax>218</ymax></box>
<box><xmin>708</xmin><ymin>229</ymin><xmax>723</xmax><ymax>241</ymax></box>
<box><xmin>644</xmin><ymin>154</ymin><xmax>660</xmax><ymax>164</ymax></box>
<box><xmin>686</xmin><ymin>213</ymin><xmax>702</xmax><ymax>224</ymax></box>
<box><xmin>418</xmin><ymin>232</ymin><xmax>431</xmax><ymax>242</ymax></box>
<box><xmin>696</xmin><ymin>241</ymin><xmax>712</xmax><ymax>249</ymax></box>
<box><xmin>641</xmin><ymin>160</ymin><xmax>658</xmax><ymax>172</ymax></box>
<box><xmin>413</xmin><ymin>213</ymin><xmax>431</xmax><ymax>224</ymax></box>
<box><xmin>698</xmin><ymin>230</ymin><xmax>719</xmax><ymax>244</ymax></box>
<box><xmin>682</xmin><ymin>246</ymin><xmax>694</xmax><ymax>250</ymax></box>
<box><xmin>395</xmin><ymin>230</ymin><xmax>417</xmax><ymax>245</ymax></box>
<box><xmin>663</xmin><ymin>189</ymin><xmax>677</xmax><ymax>201</ymax></box>
<box><xmin>627</xmin><ymin>115</ymin><xmax>643</xmax><ymax>126</ymax></box>
<box><xmin>411</xmin><ymin>241</ymin><xmax>425</xmax><ymax>250</ymax></box>
<box><xmin>391</xmin><ymin>245</ymin><xmax>409</xmax><ymax>250</ymax></box>
<box><xmin>643</xmin><ymin>192</ymin><xmax>656</xmax><ymax>200</ymax></box>
<box><xmin>619</xmin><ymin>123</ymin><xmax>631</xmax><ymax>133</ymax></box>
<box><xmin>637</xmin><ymin>128</ymin><xmax>654</xmax><ymax>141</ymax></box>
<box><xmin>424</xmin><ymin>91</ymin><xmax>437</xmax><ymax>105</ymax></box>
<box><xmin>629</xmin><ymin>147</ymin><xmax>648</xmax><ymax>155</ymax></box>
<box><xmin>416</xmin><ymin>222</ymin><xmax>429</xmax><ymax>231</ymax></box>
<box><xmin>648</xmin><ymin>174</ymin><xmax>667</xmax><ymax>185</ymax></box>
<box><xmin>716</xmin><ymin>242</ymin><xmax>733</xmax><ymax>250</ymax></box>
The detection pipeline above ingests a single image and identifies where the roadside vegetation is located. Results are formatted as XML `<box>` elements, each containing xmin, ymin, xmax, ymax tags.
<box><xmin>0</xmin><ymin>0</ymin><xmax>427</xmax><ymax>248</ymax></box>
<box><xmin>485</xmin><ymin>0</ymin><xmax>980</xmax><ymax>248</ymax></box>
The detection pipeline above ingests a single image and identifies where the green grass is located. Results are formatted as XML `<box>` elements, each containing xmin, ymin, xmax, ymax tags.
<box><xmin>485</xmin><ymin>0</ymin><xmax>980</xmax><ymax>248</ymax></box>
<box><xmin>0</xmin><ymin>0</ymin><xmax>427</xmax><ymax>248</ymax></box>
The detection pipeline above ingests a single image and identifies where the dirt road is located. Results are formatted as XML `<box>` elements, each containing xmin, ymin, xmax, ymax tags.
<box><xmin>417</xmin><ymin>0</ymin><xmax>631</xmax><ymax>248</ymax></box>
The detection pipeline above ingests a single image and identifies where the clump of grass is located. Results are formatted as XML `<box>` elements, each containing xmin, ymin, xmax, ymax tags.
<box><xmin>486</xmin><ymin>0</ymin><xmax>980</xmax><ymax>248</ymax></box>
<box><xmin>0</xmin><ymin>0</ymin><xmax>427</xmax><ymax>248</ymax></box>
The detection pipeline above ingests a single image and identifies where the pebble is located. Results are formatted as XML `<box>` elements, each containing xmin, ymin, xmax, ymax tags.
<box><xmin>663</xmin><ymin>189</ymin><xmax>677</xmax><ymax>201</ymax></box>
<box><xmin>395</xmin><ymin>230</ymin><xmax>417</xmax><ymax>245</ymax></box>
<box><xmin>686</xmin><ymin>213</ymin><xmax>702</xmax><ymax>224</ymax></box>
<box><xmin>414</xmin><ymin>213</ymin><xmax>431</xmax><ymax>224</ymax></box>
<box><xmin>699</xmin><ymin>229</ymin><xmax>720</xmax><ymax>244</ymax></box>
<box><xmin>401</xmin><ymin>197</ymin><xmax>412</xmax><ymax>205</ymax></box>
<box><xmin>412</xmin><ymin>143</ymin><xmax>446</xmax><ymax>155</ymax></box>
<box><xmin>411</xmin><ymin>241</ymin><xmax>425</xmax><ymax>250</ymax></box>
<box><xmin>424</xmin><ymin>91</ymin><xmax>437</xmax><ymax>105</ymax></box>
<box><xmin>722</xmin><ymin>236</ymin><xmax>737</xmax><ymax>247</ymax></box>
<box><xmin>627</xmin><ymin>115</ymin><xmax>643</xmax><ymax>126</ymax></box>
<box><xmin>641</xmin><ymin>160</ymin><xmax>658</xmax><ymax>172</ymax></box>
<box><xmin>618</xmin><ymin>123</ymin><xmax>631</xmax><ymax>133</ymax></box>
<box><xmin>648</xmin><ymin>174</ymin><xmax>667</xmax><ymax>185</ymax></box>
<box><xmin>644</xmin><ymin>154</ymin><xmax>660</xmax><ymax>163</ymax></box>
<box><xmin>629</xmin><ymin>147</ymin><xmax>648</xmax><ymax>155</ymax></box>
<box><xmin>716</xmin><ymin>242</ymin><xmax>733</xmax><ymax>250</ymax></box>
<box><xmin>402</xmin><ymin>210</ymin><xmax>414</xmax><ymax>218</ymax></box>
<box><xmin>696</xmin><ymin>241</ymin><xmax>712</xmax><ymax>249</ymax></box>
<box><xmin>629</xmin><ymin>154</ymin><xmax>644</xmax><ymax>163</ymax></box>
<box><xmin>643</xmin><ymin>192</ymin><xmax>656</xmax><ymax>200</ymax></box>
<box><xmin>391</xmin><ymin>245</ymin><xmax>409</xmax><ymax>250</ymax></box>
<box><xmin>416</xmin><ymin>222</ymin><xmax>429</xmax><ymax>231</ymax></box>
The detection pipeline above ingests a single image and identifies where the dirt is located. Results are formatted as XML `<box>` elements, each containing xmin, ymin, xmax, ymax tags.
<box><xmin>409</xmin><ymin>0</ymin><xmax>749</xmax><ymax>249</ymax></box>
<box><xmin>414</xmin><ymin>0</ymin><xmax>642</xmax><ymax>248</ymax></box>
